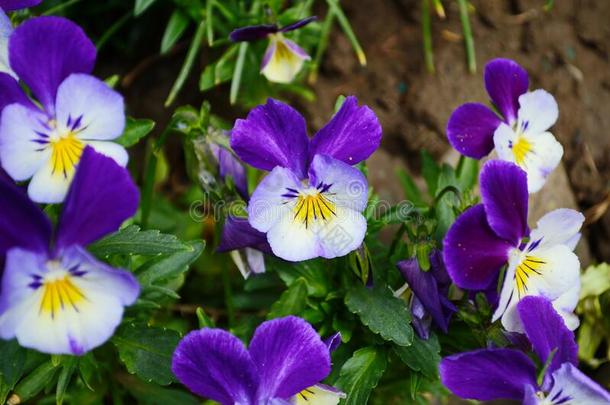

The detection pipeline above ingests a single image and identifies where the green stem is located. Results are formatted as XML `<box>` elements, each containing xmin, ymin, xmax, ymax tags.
<box><xmin>326</xmin><ymin>0</ymin><xmax>366</xmax><ymax>66</ymax></box>
<box><xmin>140</xmin><ymin>117</ymin><xmax>179</xmax><ymax>228</ymax></box>
<box><xmin>309</xmin><ymin>7</ymin><xmax>335</xmax><ymax>83</ymax></box>
<box><xmin>164</xmin><ymin>19</ymin><xmax>206</xmax><ymax>107</ymax></box>
<box><xmin>222</xmin><ymin>261</ymin><xmax>236</xmax><ymax>327</ymax></box>
<box><xmin>457</xmin><ymin>0</ymin><xmax>476</xmax><ymax>73</ymax></box>
<box><xmin>42</xmin><ymin>0</ymin><xmax>82</xmax><ymax>15</ymax></box>
<box><xmin>96</xmin><ymin>12</ymin><xmax>131</xmax><ymax>51</ymax></box>
<box><xmin>229</xmin><ymin>42</ymin><xmax>248</xmax><ymax>105</ymax></box>
<box><xmin>421</xmin><ymin>0</ymin><xmax>434</xmax><ymax>73</ymax></box>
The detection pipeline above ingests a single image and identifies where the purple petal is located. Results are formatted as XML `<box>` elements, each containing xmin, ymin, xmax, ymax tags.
<box><xmin>443</xmin><ymin>204</ymin><xmax>513</xmax><ymax>290</ymax></box>
<box><xmin>480</xmin><ymin>160</ymin><xmax>529</xmax><ymax>245</ymax></box>
<box><xmin>9</xmin><ymin>16</ymin><xmax>96</xmax><ymax>115</ymax></box>
<box><xmin>440</xmin><ymin>348</ymin><xmax>537</xmax><ymax>401</ymax></box>
<box><xmin>279</xmin><ymin>16</ymin><xmax>317</xmax><ymax>32</ymax></box>
<box><xmin>56</xmin><ymin>147</ymin><xmax>139</xmax><ymax>249</ymax></box>
<box><xmin>0</xmin><ymin>175</ymin><xmax>51</xmax><ymax>260</ymax></box>
<box><xmin>0</xmin><ymin>72</ymin><xmax>36</xmax><ymax>111</ymax></box>
<box><xmin>446</xmin><ymin>103</ymin><xmax>501</xmax><ymax>159</ymax></box>
<box><xmin>309</xmin><ymin>96</ymin><xmax>382</xmax><ymax>166</ymax></box>
<box><xmin>411</xmin><ymin>298</ymin><xmax>432</xmax><ymax>340</ymax></box>
<box><xmin>249</xmin><ymin>316</ymin><xmax>330</xmax><ymax>400</ymax></box>
<box><xmin>0</xmin><ymin>0</ymin><xmax>40</xmax><ymax>11</ymax></box>
<box><xmin>230</xmin><ymin>24</ymin><xmax>278</xmax><ymax>42</ymax></box>
<box><xmin>217</xmin><ymin>216</ymin><xmax>272</xmax><ymax>254</ymax></box>
<box><xmin>324</xmin><ymin>332</ymin><xmax>342</xmax><ymax>353</ymax></box>
<box><xmin>172</xmin><ymin>329</ymin><xmax>259</xmax><ymax>404</ymax></box>
<box><xmin>210</xmin><ymin>143</ymin><xmax>248</xmax><ymax>200</ymax></box>
<box><xmin>397</xmin><ymin>258</ymin><xmax>454</xmax><ymax>332</ymax></box>
<box><xmin>484</xmin><ymin>58</ymin><xmax>529</xmax><ymax>124</ymax></box>
<box><xmin>547</xmin><ymin>363</ymin><xmax>610</xmax><ymax>404</ymax></box>
<box><xmin>517</xmin><ymin>296</ymin><xmax>577</xmax><ymax>376</ymax></box>
<box><xmin>231</xmin><ymin>98</ymin><xmax>309</xmax><ymax>179</ymax></box>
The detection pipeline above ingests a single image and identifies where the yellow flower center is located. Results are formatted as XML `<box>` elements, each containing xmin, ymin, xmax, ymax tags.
<box><xmin>512</xmin><ymin>136</ymin><xmax>532</xmax><ymax>166</ymax></box>
<box><xmin>515</xmin><ymin>255</ymin><xmax>546</xmax><ymax>297</ymax></box>
<box><xmin>39</xmin><ymin>272</ymin><xmax>86</xmax><ymax>318</ymax></box>
<box><xmin>293</xmin><ymin>191</ymin><xmax>336</xmax><ymax>228</ymax></box>
<box><xmin>50</xmin><ymin>133</ymin><xmax>84</xmax><ymax>179</ymax></box>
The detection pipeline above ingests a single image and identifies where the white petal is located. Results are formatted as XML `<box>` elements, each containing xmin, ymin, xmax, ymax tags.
<box><xmin>0</xmin><ymin>103</ymin><xmax>50</xmax><ymax>181</ymax></box>
<box><xmin>547</xmin><ymin>363</ymin><xmax>610</xmax><ymax>404</ymax></box>
<box><xmin>0</xmin><ymin>10</ymin><xmax>15</xmax><ymax>78</ymax></box>
<box><xmin>493</xmin><ymin>122</ymin><xmax>517</xmax><ymax>163</ymax></box>
<box><xmin>87</xmin><ymin>141</ymin><xmax>129</xmax><ymax>167</ymax></box>
<box><xmin>28</xmin><ymin>160</ymin><xmax>72</xmax><ymax>203</ymax></box>
<box><xmin>520</xmin><ymin>131</ymin><xmax>563</xmax><ymax>193</ymax></box>
<box><xmin>55</xmin><ymin>74</ymin><xmax>125</xmax><ymax>141</ymax></box>
<box><xmin>528</xmin><ymin>209</ymin><xmax>584</xmax><ymax>251</ymax></box>
<box><xmin>494</xmin><ymin>245</ymin><xmax>580</xmax><ymax>332</ymax></box>
<box><xmin>317</xmin><ymin>206</ymin><xmax>366</xmax><ymax>259</ymax></box>
<box><xmin>294</xmin><ymin>384</ymin><xmax>346</xmax><ymax>405</ymax></box>
<box><xmin>267</xmin><ymin>209</ymin><xmax>321</xmax><ymax>262</ymax></box>
<box><xmin>261</xmin><ymin>36</ymin><xmax>308</xmax><ymax>84</ymax></box>
<box><xmin>517</xmin><ymin>89</ymin><xmax>558</xmax><ymax>134</ymax></box>
<box><xmin>248</xmin><ymin>166</ymin><xmax>303</xmax><ymax>232</ymax></box>
<box><xmin>552</xmin><ymin>282</ymin><xmax>580</xmax><ymax>331</ymax></box>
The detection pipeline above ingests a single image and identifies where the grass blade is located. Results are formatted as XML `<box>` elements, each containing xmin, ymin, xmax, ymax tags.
<box><xmin>325</xmin><ymin>0</ymin><xmax>366</xmax><ymax>66</ymax></box>
<box><xmin>229</xmin><ymin>42</ymin><xmax>248</xmax><ymax>105</ymax></box>
<box><xmin>164</xmin><ymin>20</ymin><xmax>206</xmax><ymax>107</ymax></box>
<box><xmin>422</xmin><ymin>0</ymin><xmax>434</xmax><ymax>73</ymax></box>
<box><xmin>309</xmin><ymin>7</ymin><xmax>335</xmax><ymax>83</ymax></box>
<box><xmin>457</xmin><ymin>0</ymin><xmax>476</xmax><ymax>73</ymax></box>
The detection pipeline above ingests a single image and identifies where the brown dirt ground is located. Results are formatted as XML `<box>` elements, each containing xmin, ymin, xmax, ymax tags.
<box><xmin>298</xmin><ymin>0</ymin><xmax>610</xmax><ymax>264</ymax></box>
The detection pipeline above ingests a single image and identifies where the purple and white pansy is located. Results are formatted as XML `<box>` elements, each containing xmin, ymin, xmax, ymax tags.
<box><xmin>0</xmin><ymin>148</ymin><xmax>140</xmax><ymax>355</ymax></box>
<box><xmin>444</xmin><ymin>160</ymin><xmax>583</xmax><ymax>332</ymax></box>
<box><xmin>447</xmin><ymin>58</ymin><xmax>563</xmax><ymax>193</ymax></box>
<box><xmin>230</xmin><ymin>17</ymin><xmax>315</xmax><ymax>83</ymax></box>
<box><xmin>0</xmin><ymin>16</ymin><xmax>127</xmax><ymax>203</ymax></box>
<box><xmin>0</xmin><ymin>0</ymin><xmax>41</xmax><ymax>77</ymax></box>
<box><xmin>172</xmin><ymin>315</ymin><xmax>345</xmax><ymax>405</ymax></box>
<box><xmin>440</xmin><ymin>296</ymin><xmax>610</xmax><ymax>404</ymax></box>
<box><xmin>230</xmin><ymin>96</ymin><xmax>381</xmax><ymax>262</ymax></box>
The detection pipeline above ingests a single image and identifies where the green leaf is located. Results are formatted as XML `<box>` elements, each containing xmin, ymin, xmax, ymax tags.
<box><xmin>14</xmin><ymin>361</ymin><xmax>60</xmax><ymax>403</ymax></box>
<box><xmin>199</xmin><ymin>46</ymin><xmax>238</xmax><ymax>91</ymax></box>
<box><xmin>456</xmin><ymin>156</ymin><xmax>478</xmax><ymax>191</ymax></box>
<box><xmin>89</xmin><ymin>225</ymin><xmax>191</xmax><ymax>257</ymax></box>
<box><xmin>345</xmin><ymin>285</ymin><xmax>414</xmax><ymax>346</ymax></box>
<box><xmin>273</xmin><ymin>259</ymin><xmax>330</xmax><ymax>298</ymax></box>
<box><xmin>120</xmin><ymin>373</ymin><xmax>200</xmax><ymax>405</ymax></box>
<box><xmin>397</xmin><ymin>169</ymin><xmax>425</xmax><ymax>206</ymax></box>
<box><xmin>267</xmin><ymin>278</ymin><xmax>309</xmax><ymax>319</ymax></box>
<box><xmin>113</xmin><ymin>324</ymin><xmax>181</xmax><ymax>385</ymax></box>
<box><xmin>115</xmin><ymin>118</ymin><xmax>155</xmax><ymax>147</ymax></box>
<box><xmin>56</xmin><ymin>357</ymin><xmax>78</xmax><ymax>405</ymax></box>
<box><xmin>0</xmin><ymin>340</ymin><xmax>27</xmax><ymax>396</ymax></box>
<box><xmin>134</xmin><ymin>0</ymin><xmax>157</xmax><ymax>16</ymax></box>
<box><xmin>421</xmin><ymin>150</ymin><xmax>440</xmax><ymax>195</ymax></box>
<box><xmin>393</xmin><ymin>333</ymin><xmax>441</xmax><ymax>379</ymax></box>
<box><xmin>335</xmin><ymin>347</ymin><xmax>387</xmax><ymax>404</ymax></box>
<box><xmin>196</xmin><ymin>307</ymin><xmax>216</xmax><ymax>328</ymax></box>
<box><xmin>161</xmin><ymin>10</ymin><xmax>190</xmax><ymax>54</ymax></box>
<box><xmin>136</xmin><ymin>240</ymin><xmax>204</xmax><ymax>286</ymax></box>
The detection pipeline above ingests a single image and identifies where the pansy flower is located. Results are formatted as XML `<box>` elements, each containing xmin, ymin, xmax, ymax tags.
<box><xmin>396</xmin><ymin>249</ymin><xmax>456</xmax><ymax>339</ymax></box>
<box><xmin>443</xmin><ymin>160</ymin><xmax>583</xmax><ymax>332</ymax></box>
<box><xmin>447</xmin><ymin>58</ymin><xmax>562</xmax><ymax>193</ymax></box>
<box><xmin>230</xmin><ymin>96</ymin><xmax>382</xmax><ymax>262</ymax></box>
<box><xmin>230</xmin><ymin>17</ymin><xmax>315</xmax><ymax>83</ymax></box>
<box><xmin>0</xmin><ymin>0</ymin><xmax>42</xmax><ymax>77</ymax></box>
<box><xmin>0</xmin><ymin>148</ymin><xmax>140</xmax><ymax>355</ymax></box>
<box><xmin>0</xmin><ymin>16</ymin><xmax>127</xmax><ymax>203</ymax></box>
<box><xmin>440</xmin><ymin>296</ymin><xmax>610</xmax><ymax>404</ymax></box>
<box><xmin>172</xmin><ymin>315</ymin><xmax>345</xmax><ymax>404</ymax></box>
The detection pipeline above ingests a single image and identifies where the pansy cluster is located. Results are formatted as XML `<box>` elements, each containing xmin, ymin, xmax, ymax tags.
<box><xmin>437</xmin><ymin>58</ymin><xmax>610</xmax><ymax>403</ymax></box>
<box><xmin>0</xmin><ymin>12</ymin><xmax>138</xmax><ymax>356</ymax></box>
